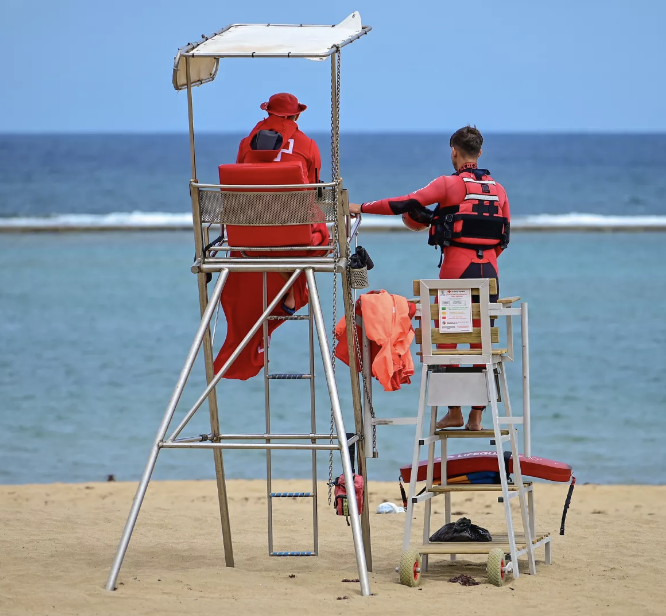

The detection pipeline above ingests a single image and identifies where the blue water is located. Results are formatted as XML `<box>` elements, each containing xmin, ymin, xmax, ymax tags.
<box><xmin>0</xmin><ymin>134</ymin><xmax>665</xmax><ymax>485</ymax></box>
<box><xmin>1</xmin><ymin>231</ymin><xmax>665</xmax><ymax>485</ymax></box>
<box><xmin>1</xmin><ymin>134</ymin><xmax>666</xmax><ymax>217</ymax></box>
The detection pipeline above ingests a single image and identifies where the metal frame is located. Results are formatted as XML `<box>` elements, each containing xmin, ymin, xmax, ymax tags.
<box><xmin>399</xmin><ymin>279</ymin><xmax>545</xmax><ymax>583</ymax></box>
<box><xmin>360</xmin><ymin>292</ymin><xmax>532</xmax><ymax>456</ymax></box>
<box><xmin>107</xmin><ymin>27</ymin><xmax>372</xmax><ymax>597</ymax></box>
<box><xmin>357</xmin><ymin>280</ymin><xmax>546</xmax><ymax>583</ymax></box>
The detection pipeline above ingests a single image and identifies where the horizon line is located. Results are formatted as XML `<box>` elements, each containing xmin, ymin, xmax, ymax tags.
<box><xmin>2</xmin><ymin>130</ymin><xmax>666</xmax><ymax>137</ymax></box>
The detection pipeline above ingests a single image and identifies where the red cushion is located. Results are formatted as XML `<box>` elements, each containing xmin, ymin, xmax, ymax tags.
<box><xmin>218</xmin><ymin>162</ymin><xmax>313</xmax><ymax>248</ymax></box>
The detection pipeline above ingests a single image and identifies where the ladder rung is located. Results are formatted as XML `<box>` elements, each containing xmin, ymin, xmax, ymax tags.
<box><xmin>373</xmin><ymin>417</ymin><xmax>418</xmax><ymax>426</ymax></box>
<box><xmin>218</xmin><ymin>433</ymin><xmax>339</xmax><ymax>440</ymax></box>
<box><xmin>435</xmin><ymin>429</ymin><xmax>509</xmax><ymax>438</ymax></box>
<box><xmin>497</xmin><ymin>417</ymin><xmax>523</xmax><ymax>424</ymax></box>
<box><xmin>267</xmin><ymin>315</ymin><xmax>310</xmax><ymax>321</ymax></box>
<box><xmin>270</xmin><ymin>492</ymin><xmax>314</xmax><ymax>498</ymax></box>
<box><xmin>428</xmin><ymin>483</ymin><xmax>531</xmax><ymax>493</ymax></box>
<box><xmin>412</xmin><ymin>492</ymin><xmax>436</xmax><ymax>504</ymax></box>
<box><xmin>267</xmin><ymin>373</ymin><xmax>312</xmax><ymax>380</ymax></box>
<box><xmin>270</xmin><ymin>551</ymin><xmax>315</xmax><ymax>557</ymax></box>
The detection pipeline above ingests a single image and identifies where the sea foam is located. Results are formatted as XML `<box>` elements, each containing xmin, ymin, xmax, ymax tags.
<box><xmin>1</xmin><ymin>212</ymin><xmax>665</xmax><ymax>231</ymax></box>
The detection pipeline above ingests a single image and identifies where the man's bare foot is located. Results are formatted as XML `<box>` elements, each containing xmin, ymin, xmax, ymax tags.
<box><xmin>465</xmin><ymin>407</ymin><xmax>484</xmax><ymax>431</ymax></box>
<box><xmin>436</xmin><ymin>406</ymin><xmax>464</xmax><ymax>430</ymax></box>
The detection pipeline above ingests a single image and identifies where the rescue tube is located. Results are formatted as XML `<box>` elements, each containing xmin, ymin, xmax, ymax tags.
<box><xmin>400</xmin><ymin>451</ymin><xmax>573</xmax><ymax>484</ymax></box>
<box><xmin>402</xmin><ymin>212</ymin><xmax>429</xmax><ymax>232</ymax></box>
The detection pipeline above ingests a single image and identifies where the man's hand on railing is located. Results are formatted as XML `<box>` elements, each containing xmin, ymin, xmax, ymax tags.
<box><xmin>349</xmin><ymin>202</ymin><xmax>363</xmax><ymax>216</ymax></box>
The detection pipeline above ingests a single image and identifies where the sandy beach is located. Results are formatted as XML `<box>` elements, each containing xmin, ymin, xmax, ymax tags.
<box><xmin>1</xmin><ymin>479</ymin><xmax>664</xmax><ymax>615</ymax></box>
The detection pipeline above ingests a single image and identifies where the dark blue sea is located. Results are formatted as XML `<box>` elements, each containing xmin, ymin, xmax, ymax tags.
<box><xmin>0</xmin><ymin>134</ymin><xmax>665</xmax><ymax>485</ymax></box>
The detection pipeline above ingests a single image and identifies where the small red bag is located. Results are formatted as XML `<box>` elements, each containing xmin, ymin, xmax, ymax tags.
<box><xmin>333</xmin><ymin>473</ymin><xmax>364</xmax><ymax>524</ymax></box>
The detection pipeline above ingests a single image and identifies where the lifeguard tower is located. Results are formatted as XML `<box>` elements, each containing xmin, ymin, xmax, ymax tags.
<box><xmin>105</xmin><ymin>13</ymin><xmax>373</xmax><ymax>596</ymax></box>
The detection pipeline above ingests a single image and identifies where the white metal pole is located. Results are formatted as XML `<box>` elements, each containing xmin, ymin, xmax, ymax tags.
<box><xmin>305</xmin><ymin>268</ymin><xmax>371</xmax><ymax>597</ymax></box>
<box><xmin>167</xmin><ymin>270</ymin><xmax>302</xmax><ymax>442</ymax></box>
<box><xmin>361</xmin><ymin>317</ymin><xmax>374</xmax><ymax>456</ymax></box>
<box><xmin>402</xmin><ymin>366</ymin><xmax>428</xmax><ymax>553</ymax></box>
<box><xmin>105</xmin><ymin>270</ymin><xmax>228</xmax><ymax>591</ymax></box>
<box><xmin>521</xmin><ymin>303</ymin><xmax>531</xmax><ymax>457</ymax></box>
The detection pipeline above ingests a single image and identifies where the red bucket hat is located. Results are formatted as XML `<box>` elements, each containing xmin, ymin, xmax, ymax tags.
<box><xmin>260</xmin><ymin>93</ymin><xmax>307</xmax><ymax>117</ymax></box>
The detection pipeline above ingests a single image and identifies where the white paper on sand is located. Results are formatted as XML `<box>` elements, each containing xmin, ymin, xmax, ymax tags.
<box><xmin>438</xmin><ymin>289</ymin><xmax>473</xmax><ymax>334</ymax></box>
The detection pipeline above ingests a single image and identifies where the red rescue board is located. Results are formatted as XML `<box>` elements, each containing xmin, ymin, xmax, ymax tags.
<box><xmin>400</xmin><ymin>451</ymin><xmax>572</xmax><ymax>484</ymax></box>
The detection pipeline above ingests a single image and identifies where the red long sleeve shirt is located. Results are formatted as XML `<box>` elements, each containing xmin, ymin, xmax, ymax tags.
<box><xmin>362</xmin><ymin>165</ymin><xmax>511</xmax><ymax>278</ymax></box>
<box><xmin>236</xmin><ymin>115</ymin><xmax>322</xmax><ymax>184</ymax></box>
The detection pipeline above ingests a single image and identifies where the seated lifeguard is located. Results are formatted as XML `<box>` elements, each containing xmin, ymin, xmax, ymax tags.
<box><xmin>237</xmin><ymin>92</ymin><xmax>322</xmax><ymax>312</ymax></box>
<box><xmin>237</xmin><ymin>92</ymin><xmax>322</xmax><ymax>184</ymax></box>
<box><xmin>213</xmin><ymin>100</ymin><xmax>329</xmax><ymax>381</ymax></box>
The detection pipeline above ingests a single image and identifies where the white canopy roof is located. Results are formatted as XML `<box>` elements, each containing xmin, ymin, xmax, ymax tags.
<box><xmin>172</xmin><ymin>12</ymin><xmax>370</xmax><ymax>90</ymax></box>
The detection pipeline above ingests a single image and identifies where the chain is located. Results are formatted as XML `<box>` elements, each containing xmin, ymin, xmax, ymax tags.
<box><xmin>328</xmin><ymin>48</ymin><xmax>341</xmax><ymax>505</ymax></box>
<box><xmin>328</xmin><ymin>234</ymin><xmax>337</xmax><ymax>504</ymax></box>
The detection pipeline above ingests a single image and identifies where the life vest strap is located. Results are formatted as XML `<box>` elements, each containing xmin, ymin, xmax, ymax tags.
<box><xmin>462</xmin><ymin>177</ymin><xmax>496</xmax><ymax>185</ymax></box>
<box><xmin>464</xmin><ymin>193</ymin><xmax>500</xmax><ymax>201</ymax></box>
<box><xmin>449</xmin><ymin>240</ymin><xmax>501</xmax><ymax>258</ymax></box>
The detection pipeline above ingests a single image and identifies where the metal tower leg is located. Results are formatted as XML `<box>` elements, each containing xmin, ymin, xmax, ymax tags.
<box><xmin>196</xmin><ymin>271</ymin><xmax>234</xmax><ymax>566</ymax></box>
<box><xmin>402</xmin><ymin>365</ymin><xmax>428</xmax><ymax>552</ymax></box>
<box><xmin>263</xmin><ymin>273</ymin><xmax>275</xmax><ymax>555</ymax></box>
<box><xmin>105</xmin><ymin>271</ymin><xmax>228</xmax><ymax>591</ymax></box>
<box><xmin>305</xmin><ymin>268</ymin><xmax>371</xmax><ymax>597</ymax></box>
<box><xmin>421</xmin><ymin>404</ymin><xmax>437</xmax><ymax>573</ymax></box>
<box><xmin>308</xmin><ymin>294</ymin><xmax>320</xmax><ymax>555</ymax></box>
<box><xmin>340</xmin><ymin>258</ymin><xmax>373</xmax><ymax>571</ymax></box>
<box><xmin>487</xmin><ymin>363</ymin><xmax>520</xmax><ymax>578</ymax></box>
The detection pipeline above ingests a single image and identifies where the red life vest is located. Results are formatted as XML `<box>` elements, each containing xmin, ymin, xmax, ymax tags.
<box><xmin>428</xmin><ymin>168</ymin><xmax>510</xmax><ymax>260</ymax></box>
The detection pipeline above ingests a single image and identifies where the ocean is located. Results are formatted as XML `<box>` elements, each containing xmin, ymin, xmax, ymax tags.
<box><xmin>0</xmin><ymin>134</ymin><xmax>665</xmax><ymax>486</ymax></box>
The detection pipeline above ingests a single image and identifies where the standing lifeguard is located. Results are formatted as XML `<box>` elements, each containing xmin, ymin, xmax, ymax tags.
<box><xmin>349</xmin><ymin>126</ymin><xmax>511</xmax><ymax>431</ymax></box>
<box><xmin>237</xmin><ymin>92</ymin><xmax>322</xmax><ymax>183</ymax></box>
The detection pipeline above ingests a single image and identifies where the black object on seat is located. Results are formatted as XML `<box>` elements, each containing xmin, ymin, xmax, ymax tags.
<box><xmin>251</xmin><ymin>129</ymin><xmax>283</xmax><ymax>151</ymax></box>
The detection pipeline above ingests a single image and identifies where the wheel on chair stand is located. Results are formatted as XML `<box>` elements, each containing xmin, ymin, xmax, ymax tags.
<box><xmin>399</xmin><ymin>549</ymin><xmax>422</xmax><ymax>587</ymax></box>
<box><xmin>487</xmin><ymin>548</ymin><xmax>506</xmax><ymax>587</ymax></box>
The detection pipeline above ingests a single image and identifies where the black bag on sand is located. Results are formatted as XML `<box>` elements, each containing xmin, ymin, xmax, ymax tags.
<box><xmin>429</xmin><ymin>517</ymin><xmax>492</xmax><ymax>542</ymax></box>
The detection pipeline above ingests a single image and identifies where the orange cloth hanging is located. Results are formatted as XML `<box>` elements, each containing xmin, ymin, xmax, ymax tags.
<box><xmin>335</xmin><ymin>290</ymin><xmax>416</xmax><ymax>392</ymax></box>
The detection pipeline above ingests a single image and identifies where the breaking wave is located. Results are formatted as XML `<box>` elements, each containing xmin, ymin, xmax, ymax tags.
<box><xmin>1</xmin><ymin>211</ymin><xmax>665</xmax><ymax>231</ymax></box>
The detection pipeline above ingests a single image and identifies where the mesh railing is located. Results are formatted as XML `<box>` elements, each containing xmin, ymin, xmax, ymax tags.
<box><xmin>198</xmin><ymin>187</ymin><xmax>337</xmax><ymax>225</ymax></box>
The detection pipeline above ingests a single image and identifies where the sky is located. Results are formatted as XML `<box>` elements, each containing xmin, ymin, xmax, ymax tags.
<box><xmin>1</xmin><ymin>0</ymin><xmax>665</xmax><ymax>133</ymax></box>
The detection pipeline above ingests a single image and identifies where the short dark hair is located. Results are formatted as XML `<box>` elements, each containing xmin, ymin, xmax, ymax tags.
<box><xmin>449</xmin><ymin>125</ymin><xmax>483</xmax><ymax>156</ymax></box>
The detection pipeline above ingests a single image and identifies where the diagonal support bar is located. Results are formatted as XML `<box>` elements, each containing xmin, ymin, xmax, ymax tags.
<box><xmin>166</xmin><ymin>269</ymin><xmax>302</xmax><ymax>443</ymax></box>
<box><xmin>105</xmin><ymin>269</ymin><xmax>228</xmax><ymax>591</ymax></box>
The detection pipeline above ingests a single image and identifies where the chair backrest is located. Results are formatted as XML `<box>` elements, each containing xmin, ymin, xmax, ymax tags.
<box><xmin>413</xmin><ymin>278</ymin><xmax>502</xmax><ymax>365</ymax></box>
<box><xmin>217</xmin><ymin>162</ymin><xmax>314</xmax><ymax>248</ymax></box>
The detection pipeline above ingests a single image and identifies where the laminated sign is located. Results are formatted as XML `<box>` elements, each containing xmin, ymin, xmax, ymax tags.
<box><xmin>438</xmin><ymin>289</ymin><xmax>473</xmax><ymax>333</ymax></box>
